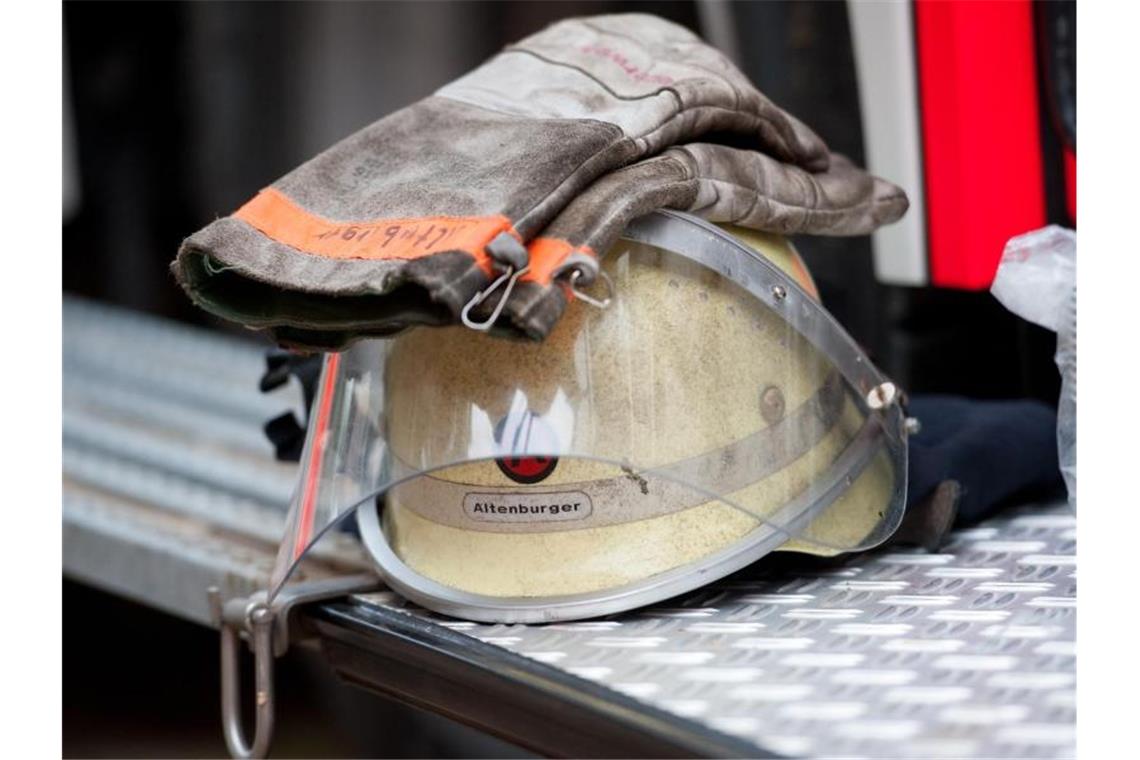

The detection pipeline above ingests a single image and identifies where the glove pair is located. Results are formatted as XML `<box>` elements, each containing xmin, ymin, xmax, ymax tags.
<box><xmin>174</xmin><ymin>13</ymin><xmax>907</xmax><ymax>350</ymax></box>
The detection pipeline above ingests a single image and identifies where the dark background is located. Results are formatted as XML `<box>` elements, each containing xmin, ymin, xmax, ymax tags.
<box><xmin>62</xmin><ymin>1</ymin><xmax>1068</xmax><ymax>755</ymax></box>
<box><xmin>63</xmin><ymin>0</ymin><xmax>1064</xmax><ymax>402</ymax></box>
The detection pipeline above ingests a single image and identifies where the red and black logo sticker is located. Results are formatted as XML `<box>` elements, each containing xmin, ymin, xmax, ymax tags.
<box><xmin>496</xmin><ymin>454</ymin><xmax>558</xmax><ymax>484</ymax></box>
<box><xmin>493</xmin><ymin>413</ymin><xmax>558</xmax><ymax>484</ymax></box>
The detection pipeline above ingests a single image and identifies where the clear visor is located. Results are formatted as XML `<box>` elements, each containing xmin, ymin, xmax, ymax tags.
<box><xmin>269</xmin><ymin>212</ymin><xmax>908</xmax><ymax>605</ymax></box>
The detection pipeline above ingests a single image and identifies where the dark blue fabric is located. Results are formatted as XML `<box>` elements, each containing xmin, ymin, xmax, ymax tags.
<box><xmin>906</xmin><ymin>395</ymin><xmax>1065</xmax><ymax>524</ymax></box>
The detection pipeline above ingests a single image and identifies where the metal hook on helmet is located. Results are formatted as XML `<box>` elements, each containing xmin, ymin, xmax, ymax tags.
<box><xmin>569</xmin><ymin>267</ymin><xmax>615</xmax><ymax>309</ymax></box>
<box><xmin>461</xmin><ymin>265</ymin><xmax>531</xmax><ymax>331</ymax></box>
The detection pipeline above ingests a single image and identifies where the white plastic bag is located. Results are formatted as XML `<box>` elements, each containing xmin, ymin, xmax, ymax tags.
<box><xmin>991</xmin><ymin>226</ymin><xmax>1076</xmax><ymax>507</ymax></box>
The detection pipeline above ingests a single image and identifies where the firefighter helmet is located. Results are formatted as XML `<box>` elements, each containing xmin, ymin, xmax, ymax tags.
<box><xmin>272</xmin><ymin>212</ymin><xmax>909</xmax><ymax>622</ymax></box>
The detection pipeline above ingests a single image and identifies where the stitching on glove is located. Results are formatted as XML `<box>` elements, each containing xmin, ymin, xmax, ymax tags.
<box><xmin>507</xmin><ymin>47</ymin><xmax>674</xmax><ymax>104</ymax></box>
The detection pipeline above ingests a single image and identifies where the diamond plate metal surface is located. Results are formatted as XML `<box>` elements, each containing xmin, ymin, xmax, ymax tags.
<box><xmin>356</xmin><ymin>504</ymin><xmax>1075</xmax><ymax>758</ymax></box>
<box><xmin>64</xmin><ymin>297</ymin><xmax>1075</xmax><ymax>757</ymax></box>
<box><xmin>63</xmin><ymin>297</ymin><xmax>367</xmax><ymax>624</ymax></box>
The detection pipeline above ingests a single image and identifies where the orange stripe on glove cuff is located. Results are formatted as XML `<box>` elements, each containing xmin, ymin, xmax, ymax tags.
<box><xmin>235</xmin><ymin>188</ymin><xmax>510</xmax><ymax>273</ymax></box>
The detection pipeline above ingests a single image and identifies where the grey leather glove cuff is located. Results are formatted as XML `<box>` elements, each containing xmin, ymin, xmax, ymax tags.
<box><xmin>172</xmin><ymin>13</ymin><xmax>829</xmax><ymax>351</ymax></box>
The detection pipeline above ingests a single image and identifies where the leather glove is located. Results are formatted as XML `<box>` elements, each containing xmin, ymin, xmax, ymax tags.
<box><xmin>173</xmin><ymin>13</ymin><xmax>829</xmax><ymax>351</ymax></box>
<box><xmin>499</xmin><ymin>143</ymin><xmax>909</xmax><ymax>339</ymax></box>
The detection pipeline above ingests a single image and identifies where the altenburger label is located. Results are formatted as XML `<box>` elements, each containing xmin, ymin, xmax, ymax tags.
<box><xmin>463</xmin><ymin>491</ymin><xmax>593</xmax><ymax>523</ymax></box>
